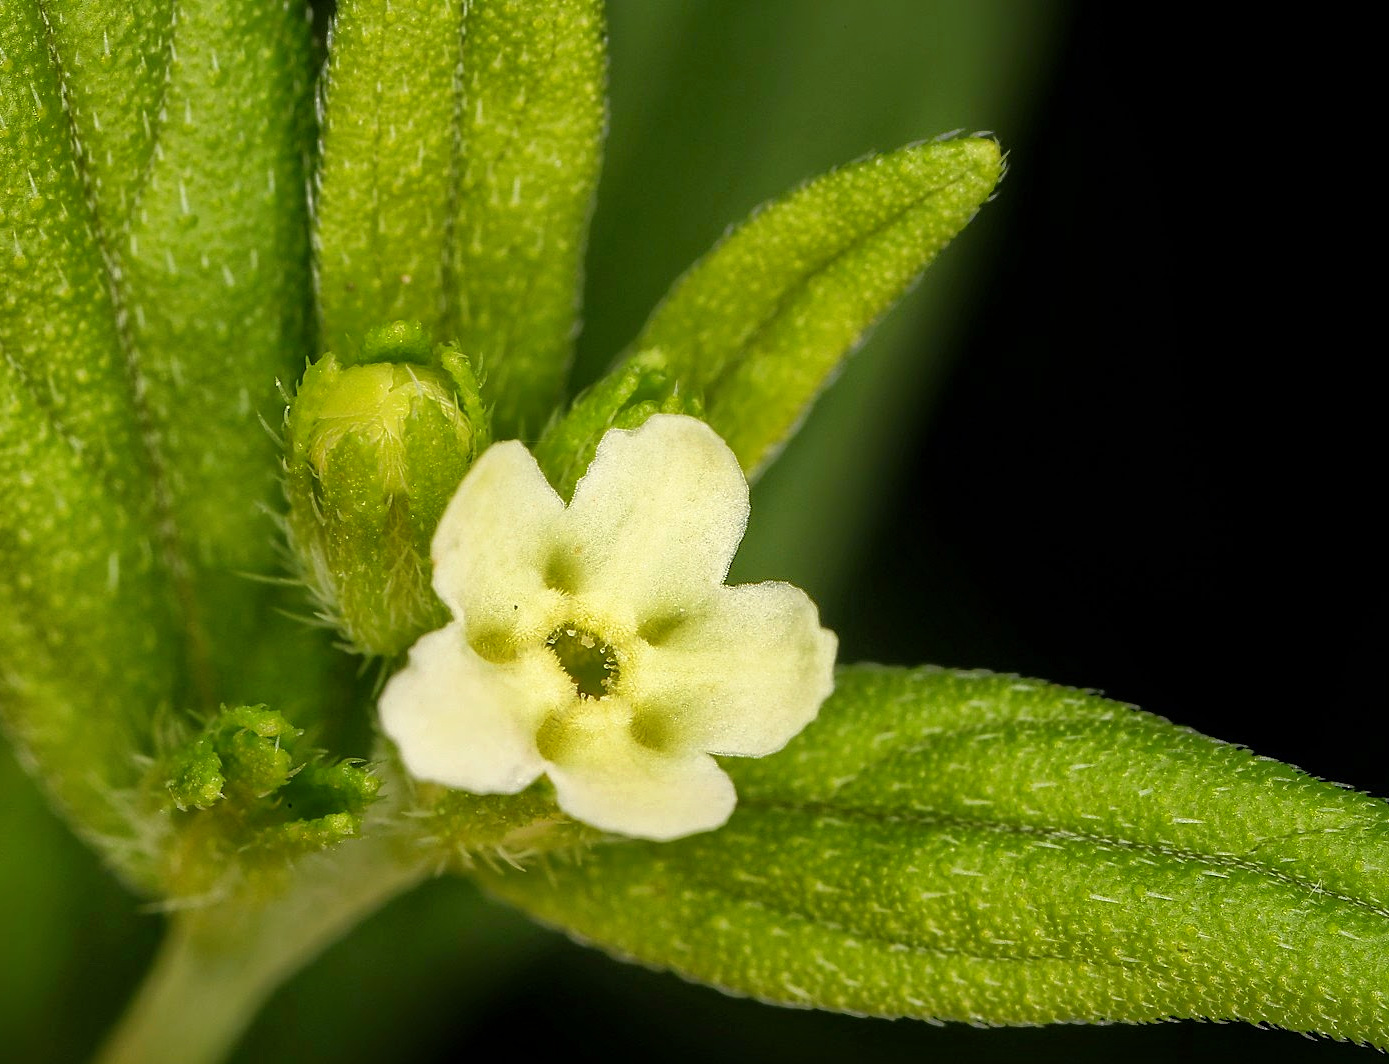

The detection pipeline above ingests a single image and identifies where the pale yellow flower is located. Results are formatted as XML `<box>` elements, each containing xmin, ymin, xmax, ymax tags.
<box><xmin>379</xmin><ymin>414</ymin><xmax>836</xmax><ymax>841</ymax></box>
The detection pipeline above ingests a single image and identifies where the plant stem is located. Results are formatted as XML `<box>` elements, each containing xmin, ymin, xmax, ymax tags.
<box><xmin>96</xmin><ymin>835</ymin><xmax>429</xmax><ymax>1064</ymax></box>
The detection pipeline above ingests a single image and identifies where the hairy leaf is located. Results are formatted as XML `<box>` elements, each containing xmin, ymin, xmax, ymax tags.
<box><xmin>95</xmin><ymin>0</ymin><xmax>316</xmax><ymax>567</ymax></box>
<box><xmin>0</xmin><ymin>3</ymin><xmax>162</xmax><ymax>521</ymax></box>
<box><xmin>0</xmin><ymin>356</ymin><xmax>175</xmax><ymax>858</ymax></box>
<box><xmin>315</xmin><ymin>0</ymin><xmax>605</xmax><ymax>437</ymax></box>
<box><xmin>1</xmin><ymin>0</ymin><xmax>322</xmax><ymax>871</ymax></box>
<box><xmin>2</xmin><ymin>3</ymin><xmax>176</xmax><ymax>863</ymax></box>
<box><xmin>451</xmin><ymin>0</ymin><xmax>605</xmax><ymax>437</ymax></box>
<box><xmin>40</xmin><ymin>0</ymin><xmax>319</xmax><ymax>697</ymax></box>
<box><xmin>485</xmin><ymin>666</ymin><xmax>1389</xmax><ymax>1045</ymax></box>
<box><xmin>315</xmin><ymin>0</ymin><xmax>464</xmax><ymax>354</ymax></box>
<box><xmin>630</xmin><ymin>137</ymin><xmax>1001</xmax><ymax>475</ymax></box>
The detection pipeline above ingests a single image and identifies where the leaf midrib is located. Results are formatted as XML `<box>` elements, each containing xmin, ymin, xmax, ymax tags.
<box><xmin>35</xmin><ymin>0</ymin><xmax>213</xmax><ymax>704</ymax></box>
<box><xmin>736</xmin><ymin>797</ymin><xmax>1389</xmax><ymax>922</ymax></box>
<box><xmin>670</xmin><ymin>869</ymin><xmax>1144</xmax><ymax>972</ymax></box>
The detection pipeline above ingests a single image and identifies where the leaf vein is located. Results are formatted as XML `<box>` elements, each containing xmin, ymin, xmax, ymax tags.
<box><xmin>739</xmin><ymin>799</ymin><xmax>1389</xmax><ymax>921</ymax></box>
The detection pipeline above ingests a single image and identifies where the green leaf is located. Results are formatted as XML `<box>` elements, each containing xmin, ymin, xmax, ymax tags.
<box><xmin>104</xmin><ymin>0</ymin><xmax>315</xmax><ymax>551</ymax></box>
<box><xmin>451</xmin><ymin>0</ymin><xmax>605</xmax><ymax>437</ymax></box>
<box><xmin>315</xmin><ymin>0</ymin><xmax>606</xmax><ymax>437</ymax></box>
<box><xmin>2</xmin><ymin>0</ymin><xmax>322</xmax><ymax>869</ymax></box>
<box><xmin>39</xmin><ymin>0</ymin><xmax>317</xmax><ymax>597</ymax></box>
<box><xmin>27</xmin><ymin>1</ymin><xmax>173</xmax><ymax>233</ymax></box>
<box><xmin>10</xmin><ymin>0</ymin><xmax>317</xmax><ymax>680</ymax></box>
<box><xmin>314</xmin><ymin>0</ymin><xmax>465</xmax><ymax>355</ymax></box>
<box><xmin>630</xmin><ymin>136</ymin><xmax>1002</xmax><ymax>475</ymax></box>
<box><xmin>2</xmin><ymin>2</ymin><xmax>179</xmax><ymax>863</ymax></box>
<box><xmin>90</xmin><ymin>0</ymin><xmax>318</xmax><ymax>703</ymax></box>
<box><xmin>0</xmin><ymin>354</ymin><xmax>177</xmax><ymax>860</ymax></box>
<box><xmin>483</xmin><ymin>665</ymin><xmax>1389</xmax><ymax>1046</ymax></box>
<box><xmin>0</xmin><ymin>3</ymin><xmax>163</xmax><ymax>526</ymax></box>
<box><xmin>587</xmin><ymin>3</ymin><xmax>1062</xmax><ymax>620</ymax></box>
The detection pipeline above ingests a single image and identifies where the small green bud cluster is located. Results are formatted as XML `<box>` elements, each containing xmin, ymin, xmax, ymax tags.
<box><xmin>159</xmin><ymin>705</ymin><xmax>380</xmax><ymax>896</ymax></box>
<box><xmin>284</xmin><ymin>322</ymin><xmax>491</xmax><ymax>656</ymax></box>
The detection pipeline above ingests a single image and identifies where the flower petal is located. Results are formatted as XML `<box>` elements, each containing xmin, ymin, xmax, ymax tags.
<box><xmin>628</xmin><ymin>581</ymin><xmax>837</xmax><ymax>757</ymax></box>
<box><xmin>560</xmin><ymin>415</ymin><xmax>749</xmax><ymax>625</ymax></box>
<box><xmin>546</xmin><ymin>729</ymin><xmax>736</xmax><ymax>841</ymax></box>
<box><xmin>431</xmin><ymin>440</ymin><xmax>567</xmax><ymax>656</ymax></box>
<box><xmin>379</xmin><ymin>623</ymin><xmax>567</xmax><ymax>793</ymax></box>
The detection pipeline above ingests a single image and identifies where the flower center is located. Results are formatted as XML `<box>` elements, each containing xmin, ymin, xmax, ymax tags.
<box><xmin>546</xmin><ymin>625</ymin><xmax>619</xmax><ymax>699</ymax></box>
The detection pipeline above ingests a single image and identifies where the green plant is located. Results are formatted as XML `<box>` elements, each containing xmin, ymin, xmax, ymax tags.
<box><xmin>1</xmin><ymin>3</ymin><xmax>1382</xmax><ymax>1061</ymax></box>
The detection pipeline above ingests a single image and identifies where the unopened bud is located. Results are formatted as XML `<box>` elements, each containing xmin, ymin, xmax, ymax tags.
<box><xmin>533</xmin><ymin>349</ymin><xmax>703</xmax><ymax>500</ymax></box>
<box><xmin>284</xmin><ymin>347</ymin><xmax>488</xmax><ymax>655</ymax></box>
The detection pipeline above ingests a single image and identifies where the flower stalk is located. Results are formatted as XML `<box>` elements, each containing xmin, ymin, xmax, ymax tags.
<box><xmin>97</xmin><ymin>833</ymin><xmax>429</xmax><ymax>1064</ymax></box>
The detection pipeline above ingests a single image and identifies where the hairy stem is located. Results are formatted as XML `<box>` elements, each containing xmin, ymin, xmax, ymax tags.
<box><xmin>97</xmin><ymin>836</ymin><xmax>429</xmax><ymax>1064</ymax></box>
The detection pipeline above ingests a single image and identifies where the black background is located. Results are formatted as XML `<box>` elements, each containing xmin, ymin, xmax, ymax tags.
<box><xmin>849</xmin><ymin>6</ymin><xmax>1379</xmax><ymax>797</ymax></box>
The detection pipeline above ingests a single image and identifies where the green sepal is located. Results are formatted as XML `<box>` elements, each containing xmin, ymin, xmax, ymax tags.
<box><xmin>155</xmin><ymin>705</ymin><xmax>380</xmax><ymax>899</ymax></box>
<box><xmin>283</xmin><ymin>342</ymin><xmax>489</xmax><ymax>656</ymax></box>
<box><xmin>397</xmin><ymin>779</ymin><xmax>600</xmax><ymax>871</ymax></box>
<box><xmin>347</xmin><ymin>320</ymin><xmax>492</xmax><ymax>427</ymax></box>
<box><xmin>533</xmin><ymin>350</ymin><xmax>704</xmax><ymax>500</ymax></box>
<box><xmin>436</xmin><ymin>342</ymin><xmax>491</xmax><ymax>448</ymax></box>
<box><xmin>483</xmin><ymin>665</ymin><xmax>1389</xmax><ymax>1046</ymax></box>
<box><xmin>629</xmin><ymin>136</ymin><xmax>1002</xmax><ymax>475</ymax></box>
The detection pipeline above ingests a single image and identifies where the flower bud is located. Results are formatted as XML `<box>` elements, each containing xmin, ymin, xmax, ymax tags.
<box><xmin>533</xmin><ymin>349</ymin><xmax>704</xmax><ymax>500</ymax></box>
<box><xmin>284</xmin><ymin>348</ymin><xmax>488</xmax><ymax>656</ymax></box>
<box><xmin>157</xmin><ymin>704</ymin><xmax>381</xmax><ymax>897</ymax></box>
